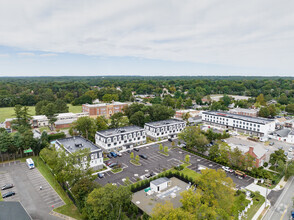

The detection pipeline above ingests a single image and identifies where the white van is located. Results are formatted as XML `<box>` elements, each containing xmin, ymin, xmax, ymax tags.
<box><xmin>26</xmin><ymin>158</ymin><xmax>35</xmax><ymax>169</ymax></box>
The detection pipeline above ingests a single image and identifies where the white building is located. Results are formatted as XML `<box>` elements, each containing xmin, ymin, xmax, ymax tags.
<box><xmin>95</xmin><ymin>126</ymin><xmax>146</xmax><ymax>152</ymax></box>
<box><xmin>202</xmin><ymin>111</ymin><xmax>275</xmax><ymax>139</ymax></box>
<box><xmin>269</xmin><ymin>129</ymin><xmax>294</xmax><ymax>144</ymax></box>
<box><xmin>144</xmin><ymin>119</ymin><xmax>186</xmax><ymax>140</ymax></box>
<box><xmin>55</xmin><ymin>136</ymin><xmax>103</xmax><ymax>170</ymax></box>
<box><xmin>150</xmin><ymin>177</ymin><xmax>171</xmax><ymax>192</ymax></box>
<box><xmin>31</xmin><ymin>115</ymin><xmax>49</xmax><ymax>128</ymax></box>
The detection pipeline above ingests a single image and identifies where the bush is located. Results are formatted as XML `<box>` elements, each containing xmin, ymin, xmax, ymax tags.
<box><xmin>263</xmin><ymin>162</ymin><xmax>268</xmax><ymax>168</ymax></box>
<box><xmin>48</xmin><ymin>132</ymin><xmax>66</xmax><ymax>141</ymax></box>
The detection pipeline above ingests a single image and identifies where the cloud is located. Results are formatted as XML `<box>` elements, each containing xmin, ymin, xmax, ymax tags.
<box><xmin>17</xmin><ymin>52</ymin><xmax>35</xmax><ymax>57</ymax></box>
<box><xmin>0</xmin><ymin>0</ymin><xmax>294</xmax><ymax>72</ymax></box>
<box><xmin>40</xmin><ymin>53</ymin><xmax>57</xmax><ymax>57</ymax></box>
<box><xmin>0</xmin><ymin>53</ymin><xmax>9</xmax><ymax>57</ymax></box>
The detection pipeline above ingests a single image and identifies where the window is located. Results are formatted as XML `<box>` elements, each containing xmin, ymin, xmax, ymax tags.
<box><xmin>107</xmin><ymin>138</ymin><xmax>111</xmax><ymax>143</ymax></box>
<box><xmin>137</xmin><ymin>132</ymin><xmax>141</xmax><ymax>137</ymax></box>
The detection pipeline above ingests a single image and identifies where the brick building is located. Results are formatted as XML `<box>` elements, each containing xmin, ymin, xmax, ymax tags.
<box><xmin>82</xmin><ymin>102</ymin><xmax>128</xmax><ymax>118</ymax></box>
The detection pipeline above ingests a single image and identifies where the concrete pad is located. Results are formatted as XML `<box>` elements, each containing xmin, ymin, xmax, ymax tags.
<box><xmin>245</xmin><ymin>183</ymin><xmax>271</xmax><ymax>197</ymax></box>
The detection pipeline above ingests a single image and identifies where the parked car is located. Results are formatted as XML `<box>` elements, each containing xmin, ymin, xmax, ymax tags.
<box><xmin>127</xmin><ymin>150</ymin><xmax>132</xmax><ymax>153</ymax></box>
<box><xmin>97</xmin><ymin>173</ymin><xmax>104</xmax><ymax>178</ymax></box>
<box><xmin>145</xmin><ymin>172</ymin><xmax>155</xmax><ymax>178</ymax></box>
<box><xmin>289</xmin><ymin>147</ymin><xmax>293</xmax><ymax>152</ymax></box>
<box><xmin>139</xmin><ymin>154</ymin><xmax>148</xmax><ymax>159</ymax></box>
<box><xmin>279</xmin><ymin>146</ymin><xmax>283</xmax><ymax>150</ymax></box>
<box><xmin>134</xmin><ymin>148</ymin><xmax>139</xmax><ymax>152</ymax></box>
<box><xmin>168</xmin><ymin>138</ymin><xmax>173</xmax><ymax>142</ymax></box>
<box><xmin>116</xmin><ymin>151</ymin><xmax>122</xmax><ymax>157</ymax></box>
<box><xmin>288</xmin><ymin>155</ymin><xmax>293</xmax><ymax>160</ymax></box>
<box><xmin>1</xmin><ymin>184</ymin><xmax>14</xmax><ymax>190</ymax></box>
<box><xmin>284</xmin><ymin>152</ymin><xmax>288</xmax><ymax>156</ymax></box>
<box><xmin>110</xmin><ymin>152</ymin><xmax>117</xmax><ymax>158</ymax></box>
<box><xmin>269</xmin><ymin>142</ymin><xmax>275</xmax><ymax>146</ymax></box>
<box><xmin>105</xmin><ymin>160</ymin><xmax>113</xmax><ymax>166</ymax></box>
<box><xmin>179</xmin><ymin>143</ymin><xmax>186</xmax><ymax>148</ymax></box>
<box><xmin>221</xmin><ymin>166</ymin><xmax>230</xmax><ymax>172</ymax></box>
<box><xmin>108</xmin><ymin>163</ymin><xmax>118</xmax><ymax>168</ymax></box>
<box><xmin>107</xmin><ymin>154</ymin><xmax>113</xmax><ymax>158</ymax></box>
<box><xmin>2</xmin><ymin>191</ymin><xmax>15</xmax><ymax>198</ymax></box>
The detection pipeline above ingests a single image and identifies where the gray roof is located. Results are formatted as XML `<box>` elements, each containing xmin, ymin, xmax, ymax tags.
<box><xmin>145</xmin><ymin>119</ymin><xmax>184</xmax><ymax>127</ymax></box>
<box><xmin>150</xmin><ymin>177</ymin><xmax>170</xmax><ymax>186</ymax></box>
<box><xmin>274</xmin><ymin>128</ymin><xmax>291</xmax><ymax>137</ymax></box>
<box><xmin>56</xmin><ymin>136</ymin><xmax>101</xmax><ymax>154</ymax></box>
<box><xmin>203</xmin><ymin>111</ymin><xmax>274</xmax><ymax>125</ymax></box>
<box><xmin>96</xmin><ymin>126</ymin><xmax>144</xmax><ymax>137</ymax></box>
<box><xmin>0</xmin><ymin>202</ymin><xmax>32</xmax><ymax>220</ymax></box>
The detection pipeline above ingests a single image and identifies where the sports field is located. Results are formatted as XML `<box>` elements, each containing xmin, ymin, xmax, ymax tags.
<box><xmin>0</xmin><ymin>104</ymin><xmax>82</xmax><ymax>122</ymax></box>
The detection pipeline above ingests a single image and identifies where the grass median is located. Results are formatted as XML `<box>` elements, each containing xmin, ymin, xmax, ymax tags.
<box><xmin>32</xmin><ymin>157</ymin><xmax>82</xmax><ymax>220</ymax></box>
<box><xmin>0</xmin><ymin>191</ymin><xmax>3</xmax><ymax>201</ymax></box>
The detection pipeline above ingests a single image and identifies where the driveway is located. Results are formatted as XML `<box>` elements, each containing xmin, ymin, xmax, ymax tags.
<box><xmin>0</xmin><ymin>161</ymin><xmax>64</xmax><ymax>220</ymax></box>
<box><xmin>95</xmin><ymin>141</ymin><xmax>254</xmax><ymax>189</ymax></box>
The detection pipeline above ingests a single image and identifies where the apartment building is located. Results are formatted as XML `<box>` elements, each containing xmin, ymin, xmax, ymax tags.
<box><xmin>202</xmin><ymin>111</ymin><xmax>275</xmax><ymax>139</ymax></box>
<box><xmin>144</xmin><ymin>119</ymin><xmax>186</xmax><ymax>140</ymax></box>
<box><xmin>55</xmin><ymin>136</ymin><xmax>103</xmax><ymax>170</ymax></box>
<box><xmin>82</xmin><ymin>102</ymin><xmax>128</xmax><ymax>118</ymax></box>
<box><xmin>95</xmin><ymin>126</ymin><xmax>146</xmax><ymax>152</ymax></box>
<box><xmin>229</xmin><ymin>108</ymin><xmax>259</xmax><ymax>117</ymax></box>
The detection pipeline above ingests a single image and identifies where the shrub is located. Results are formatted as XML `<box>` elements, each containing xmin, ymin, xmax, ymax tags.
<box><xmin>48</xmin><ymin>132</ymin><xmax>66</xmax><ymax>141</ymax></box>
<box><xmin>263</xmin><ymin>162</ymin><xmax>268</xmax><ymax>168</ymax></box>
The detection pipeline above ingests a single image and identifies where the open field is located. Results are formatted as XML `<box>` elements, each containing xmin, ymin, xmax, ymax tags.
<box><xmin>0</xmin><ymin>104</ymin><xmax>82</xmax><ymax>122</ymax></box>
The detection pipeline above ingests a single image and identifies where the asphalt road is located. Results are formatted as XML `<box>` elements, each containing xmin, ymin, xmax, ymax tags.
<box><xmin>0</xmin><ymin>161</ymin><xmax>64</xmax><ymax>220</ymax></box>
<box><xmin>95</xmin><ymin>141</ymin><xmax>254</xmax><ymax>189</ymax></box>
<box><xmin>264</xmin><ymin>176</ymin><xmax>294</xmax><ymax>220</ymax></box>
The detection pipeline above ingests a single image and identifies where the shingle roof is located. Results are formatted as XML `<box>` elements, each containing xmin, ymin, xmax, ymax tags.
<box><xmin>274</xmin><ymin>128</ymin><xmax>291</xmax><ymax>137</ymax></box>
<box><xmin>0</xmin><ymin>202</ymin><xmax>31</xmax><ymax>220</ymax></box>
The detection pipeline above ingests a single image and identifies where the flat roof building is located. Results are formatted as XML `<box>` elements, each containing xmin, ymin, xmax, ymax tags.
<box><xmin>144</xmin><ymin>119</ymin><xmax>186</xmax><ymax>140</ymax></box>
<box><xmin>95</xmin><ymin>126</ymin><xmax>146</xmax><ymax>152</ymax></box>
<box><xmin>82</xmin><ymin>102</ymin><xmax>128</xmax><ymax>118</ymax></box>
<box><xmin>229</xmin><ymin>108</ymin><xmax>259</xmax><ymax>117</ymax></box>
<box><xmin>202</xmin><ymin>111</ymin><xmax>275</xmax><ymax>139</ymax></box>
<box><xmin>55</xmin><ymin>136</ymin><xmax>103</xmax><ymax>170</ymax></box>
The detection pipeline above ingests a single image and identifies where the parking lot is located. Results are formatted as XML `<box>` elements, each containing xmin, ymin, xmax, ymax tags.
<box><xmin>95</xmin><ymin>141</ymin><xmax>254</xmax><ymax>189</ymax></box>
<box><xmin>0</xmin><ymin>161</ymin><xmax>64</xmax><ymax>220</ymax></box>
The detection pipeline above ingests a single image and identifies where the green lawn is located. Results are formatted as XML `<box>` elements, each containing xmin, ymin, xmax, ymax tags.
<box><xmin>0</xmin><ymin>106</ymin><xmax>35</xmax><ymax>122</ymax></box>
<box><xmin>32</xmin><ymin>157</ymin><xmax>82</xmax><ymax>220</ymax></box>
<box><xmin>158</xmin><ymin>151</ymin><xmax>169</xmax><ymax>156</ymax></box>
<box><xmin>111</xmin><ymin>168</ymin><xmax>123</xmax><ymax>173</ymax></box>
<box><xmin>0</xmin><ymin>191</ymin><xmax>3</xmax><ymax>201</ymax></box>
<box><xmin>246</xmin><ymin>193</ymin><xmax>265</xmax><ymax>220</ymax></box>
<box><xmin>0</xmin><ymin>104</ymin><xmax>82</xmax><ymax>122</ymax></box>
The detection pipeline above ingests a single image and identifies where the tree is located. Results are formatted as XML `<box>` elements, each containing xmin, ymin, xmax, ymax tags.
<box><xmin>256</xmin><ymin>94</ymin><xmax>266</xmax><ymax>106</ymax></box>
<box><xmin>176</xmin><ymin>97</ymin><xmax>183</xmax><ymax>109</ymax></box>
<box><xmin>268</xmin><ymin>104</ymin><xmax>277</xmax><ymax>117</ymax></box>
<box><xmin>178</xmin><ymin>126</ymin><xmax>208</xmax><ymax>153</ymax></box>
<box><xmin>54</xmin><ymin>99</ymin><xmax>69</xmax><ymax>113</ymax></box>
<box><xmin>109</xmin><ymin>112</ymin><xmax>129</xmax><ymax>128</ymax></box>
<box><xmin>185</xmin><ymin>155</ymin><xmax>190</xmax><ymax>163</ymax></box>
<box><xmin>258</xmin><ymin>107</ymin><xmax>270</xmax><ymax>118</ymax></box>
<box><xmin>209</xmin><ymin>144</ymin><xmax>220</xmax><ymax>160</ymax></box>
<box><xmin>95</xmin><ymin>116</ymin><xmax>108</xmax><ymax>131</ymax></box>
<box><xmin>184</xmin><ymin>98</ymin><xmax>193</xmax><ymax>108</ymax></box>
<box><xmin>130</xmin><ymin>152</ymin><xmax>134</xmax><ymax>160</ymax></box>
<box><xmin>222</xmin><ymin>95</ymin><xmax>231</xmax><ymax>107</ymax></box>
<box><xmin>74</xmin><ymin>117</ymin><xmax>96</xmax><ymax>141</ymax></box>
<box><xmin>71</xmin><ymin>177</ymin><xmax>100</xmax><ymax>208</ymax></box>
<box><xmin>269</xmin><ymin>149</ymin><xmax>286</xmax><ymax>167</ymax></box>
<box><xmin>159</xmin><ymin>144</ymin><xmax>163</xmax><ymax>151</ymax></box>
<box><xmin>12</xmin><ymin>105</ymin><xmax>31</xmax><ymax>129</ymax></box>
<box><xmin>129</xmin><ymin>111</ymin><xmax>145</xmax><ymax>127</ymax></box>
<box><xmin>279</xmin><ymin>93</ymin><xmax>288</xmax><ymax>105</ymax></box>
<box><xmin>181</xmin><ymin>112</ymin><xmax>190</xmax><ymax>122</ymax></box>
<box><xmin>230</xmin><ymin>147</ymin><xmax>243</xmax><ymax>168</ymax></box>
<box><xmin>102</xmin><ymin>94</ymin><xmax>119</xmax><ymax>102</ymax></box>
<box><xmin>86</xmin><ymin>184</ymin><xmax>132</xmax><ymax>219</ymax></box>
<box><xmin>164</xmin><ymin>146</ymin><xmax>168</xmax><ymax>153</ymax></box>
<box><xmin>135</xmin><ymin>155</ymin><xmax>140</xmax><ymax>163</ymax></box>
<box><xmin>285</xmin><ymin>104</ymin><xmax>294</xmax><ymax>114</ymax></box>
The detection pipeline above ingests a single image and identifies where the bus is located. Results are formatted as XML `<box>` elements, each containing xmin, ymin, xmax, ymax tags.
<box><xmin>235</xmin><ymin>170</ymin><xmax>246</xmax><ymax>178</ymax></box>
<box><xmin>26</xmin><ymin>158</ymin><xmax>35</xmax><ymax>169</ymax></box>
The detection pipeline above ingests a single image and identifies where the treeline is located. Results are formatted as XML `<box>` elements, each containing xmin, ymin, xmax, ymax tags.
<box><xmin>0</xmin><ymin>76</ymin><xmax>293</xmax><ymax>107</ymax></box>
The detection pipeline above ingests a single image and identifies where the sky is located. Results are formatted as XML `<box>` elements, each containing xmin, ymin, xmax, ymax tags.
<box><xmin>0</xmin><ymin>0</ymin><xmax>294</xmax><ymax>76</ymax></box>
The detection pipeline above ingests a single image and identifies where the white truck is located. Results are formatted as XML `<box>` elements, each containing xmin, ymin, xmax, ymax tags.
<box><xmin>26</xmin><ymin>158</ymin><xmax>35</xmax><ymax>169</ymax></box>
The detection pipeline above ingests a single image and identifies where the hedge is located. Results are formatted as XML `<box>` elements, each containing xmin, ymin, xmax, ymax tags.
<box><xmin>48</xmin><ymin>132</ymin><xmax>66</xmax><ymax>141</ymax></box>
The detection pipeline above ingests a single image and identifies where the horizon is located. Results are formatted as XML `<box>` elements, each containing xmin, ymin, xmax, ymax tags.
<box><xmin>1</xmin><ymin>1</ymin><xmax>294</xmax><ymax>76</ymax></box>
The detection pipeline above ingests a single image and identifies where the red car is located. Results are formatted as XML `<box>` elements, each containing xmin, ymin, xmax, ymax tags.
<box><xmin>105</xmin><ymin>160</ymin><xmax>113</xmax><ymax>166</ymax></box>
